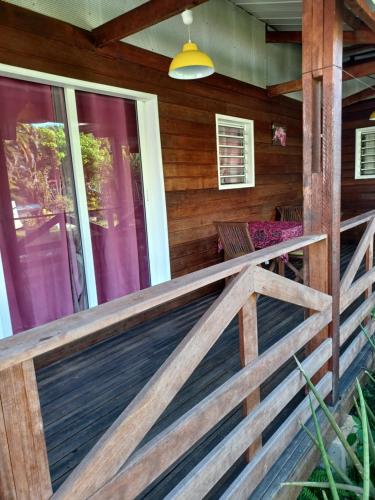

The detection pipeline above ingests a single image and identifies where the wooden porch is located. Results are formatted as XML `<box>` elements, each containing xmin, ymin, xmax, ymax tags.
<box><xmin>0</xmin><ymin>0</ymin><xmax>375</xmax><ymax>498</ymax></box>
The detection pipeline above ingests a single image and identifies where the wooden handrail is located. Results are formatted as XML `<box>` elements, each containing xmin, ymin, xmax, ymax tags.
<box><xmin>340</xmin><ymin>209</ymin><xmax>375</xmax><ymax>232</ymax></box>
<box><xmin>0</xmin><ymin>233</ymin><xmax>326</xmax><ymax>372</ymax></box>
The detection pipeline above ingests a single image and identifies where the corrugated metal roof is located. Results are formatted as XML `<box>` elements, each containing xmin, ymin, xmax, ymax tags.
<box><xmin>230</xmin><ymin>0</ymin><xmax>303</xmax><ymax>31</ymax></box>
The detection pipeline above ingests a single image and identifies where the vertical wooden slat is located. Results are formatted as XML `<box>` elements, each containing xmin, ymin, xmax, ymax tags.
<box><xmin>365</xmin><ymin>235</ymin><xmax>374</xmax><ymax>324</ymax></box>
<box><xmin>304</xmin><ymin>238</ymin><xmax>329</xmax><ymax>383</ymax></box>
<box><xmin>238</xmin><ymin>293</ymin><xmax>260</xmax><ymax>462</ymax></box>
<box><xmin>365</xmin><ymin>236</ymin><xmax>374</xmax><ymax>299</ymax></box>
<box><xmin>0</xmin><ymin>360</ymin><xmax>52</xmax><ymax>500</ymax></box>
<box><xmin>0</xmin><ymin>398</ymin><xmax>16</xmax><ymax>499</ymax></box>
<box><xmin>303</xmin><ymin>0</ymin><xmax>343</xmax><ymax>402</ymax></box>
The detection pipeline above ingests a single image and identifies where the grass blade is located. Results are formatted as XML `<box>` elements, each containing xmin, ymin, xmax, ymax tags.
<box><xmin>360</xmin><ymin>324</ymin><xmax>375</xmax><ymax>351</ymax></box>
<box><xmin>357</xmin><ymin>379</ymin><xmax>370</xmax><ymax>500</ymax></box>
<box><xmin>294</xmin><ymin>356</ymin><xmax>375</xmax><ymax>497</ymax></box>
<box><xmin>282</xmin><ymin>481</ymin><xmax>363</xmax><ymax>496</ymax></box>
<box><xmin>365</xmin><ymin>371</ymin><xmax>375</xmax><ymax>386</ymax></box>
<box><xmin>308</xmin><ymin>395</ymin><xmax>339</xmax><ymax>500</ymax></box>
<box><xmin>301</xmin><ymin>422</ymin><xmax>354</xmax><ymax>486</ymax></box>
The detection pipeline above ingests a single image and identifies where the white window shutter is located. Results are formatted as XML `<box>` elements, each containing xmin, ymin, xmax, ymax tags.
<box><xmin>215</xmin><ymin>114</ymin><xmax>255</xmax><ymax>190</ymax></box>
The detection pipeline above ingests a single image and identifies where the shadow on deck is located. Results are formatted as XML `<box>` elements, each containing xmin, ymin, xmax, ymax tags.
<box><xmin>36</xmin><ymin>244</ymin><xmax>357</xmax><ymax>497</ymax></box>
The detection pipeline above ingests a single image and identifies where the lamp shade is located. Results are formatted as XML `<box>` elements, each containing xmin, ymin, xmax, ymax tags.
<box><xmin>169</xmin><ymin>42</ymin><xmax>214</xmax><ymax>80</ymax></box>
<box><xmin>370</xmin><ymin>111</ymin><xmax>375</xmax><ymax>121</ymax></box>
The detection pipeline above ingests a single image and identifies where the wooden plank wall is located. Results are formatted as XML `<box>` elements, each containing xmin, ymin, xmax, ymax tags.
<box><xmin>0</xmin><ymin>6</ymin><xmax>303</xmax><ymax>278</ymax></box>
<box><xmin>342</xmin><ymin>98</ymin><xmax>375</xmax><ymax>220</ymax></box>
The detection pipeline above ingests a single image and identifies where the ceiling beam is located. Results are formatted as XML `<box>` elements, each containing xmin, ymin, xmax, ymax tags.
<box><xmin>266</xmin><ymin>29</ymin><xmax>375</xmax><ymax>45</ymax></box>
<box><xmin>267</xmin><ymin>57</ymin><xmax>375</xmax><ymax>96</ymax></box>
<box><xmin>266</xmin><ymin>31</ymin><xmax>302</xmax><ymax>44</ymax></box>
<box><xmin>92</xmin><ymin>0</ymin><xmax>209</xmax><ymax>47</ymax></box>
<box><xmin>267</xmin><ymin>78</ymin><xmax>302</xmax><ymax>97</ymax></box>
<box><xmin>343</xmin><ymin>4</ymin><xmax>366</xmax><ymax>30</ymax></box>
<box><xmin>342</xmin><ymin>87</ymin><xmax>375</xmax><ymax>107</ymax></box>
<box><xmin>344</xmin><ymin>0</ymin><xmax>375</xmax><ymax>33</ymax></box>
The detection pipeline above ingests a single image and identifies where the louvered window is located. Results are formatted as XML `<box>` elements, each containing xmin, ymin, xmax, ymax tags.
<box><xmin>355</xmin><ymin>127</ymin><xmax>375</xmax><ymax>179</ymax></box>
<box><xmin>216</xmin><ymin>114</ymin><xmax>255</xmax><ymax>190</ymax></box>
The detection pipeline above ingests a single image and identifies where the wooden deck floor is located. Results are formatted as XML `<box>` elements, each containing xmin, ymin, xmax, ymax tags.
<box><xmin>36</xmin><ymin>244</ymin><xmax>357</xmax><ymax>497</ymax></box>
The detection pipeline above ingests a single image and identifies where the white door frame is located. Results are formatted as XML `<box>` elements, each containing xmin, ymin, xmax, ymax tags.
<box><xmin>0</xmin><ymin>63</ymin><xmax>171</xmax><ymax>338</ymax></box>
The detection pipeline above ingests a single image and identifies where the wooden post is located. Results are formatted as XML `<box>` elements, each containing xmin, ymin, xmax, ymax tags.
<box><xmin>302</xmin><ymin>0</ymin><xmax>343</xmax><ymax>403</ymax></box>
<box><xmin>238</xmin><ymin>292</ymin><xmax>261</xmax><ymax>461</ymax></box>
<box><xmin>0</xmin><ymin>360</ymin><xmax>52</xmax><ymax>499</ymax></box>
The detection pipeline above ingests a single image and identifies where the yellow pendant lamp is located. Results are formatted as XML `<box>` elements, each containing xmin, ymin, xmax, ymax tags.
<box><xmin>169</xmin><ymin>10</ymin><xmax>214</xmax><ymax>80</ymax></box>
<box><xmin>370</xmin><ymin>111</ymin><xmax>375</xmax><ymax>121</ymax></box>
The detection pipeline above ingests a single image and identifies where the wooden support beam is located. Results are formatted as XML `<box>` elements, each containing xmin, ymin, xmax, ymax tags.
<box><xmin>343</xmin><ymin>4</ymin><xmax>366</xmax><ymax>30</ymax></box>
<box><xmin>302</xmin><ymin>0</ymin><xmax>343</xmax><ymax>403</ymax></box>
<box><xmin>342</xmin><ymin>87</ymin><xmax>375</xmax><ymax>107</ymax></box>
<box><xmin>266</xmin><ymin>29</ymin><xmax>375</xmax><ymax>45</ymax></box>
<box><xmin>266</xmin><ymin>31</ymin><xmax>303</xmax><ymax>44</ymax></box>
<box><xmin>238</xmin><ymin>293</ymin><xmax>260</xmax><ymax>462</ymax></box>
<box><xmin>268</xmin><ymin>56</ymin><xmax>375</xmax><ymax>97</ymax></box>
<box><xmin>344</xmin><ymin>29</ymin><xmax>375</xmax><ymax>44</ymax></box>
<box><xmin>345</xmin><ymin>0</ymin><xmax>375</xmax><ymax>33</ymax></box>
<box><xmin>0</xmin><ymin>361</ymin><xmax>52</xmax><ymax>499</ymax></box>
<box><xmin>267</xmin><ymin>78</ymin><xmax>303</xmax><ymax>97</ymax></box>
<box><xmin>92</xmin><ymin>0</ymin><xmax>209</xmax><ymax>47</ymax></box>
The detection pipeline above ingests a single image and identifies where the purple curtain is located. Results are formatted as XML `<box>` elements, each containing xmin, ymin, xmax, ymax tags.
<box><xmin>76</xmin><ymin>91</ymin><xmax>150</xmax><ymax>304</ymax></box>
<box><xmin>0</xmin><ymin>77</ymin><xmax>84</xmax><ymax>333</ymax></box>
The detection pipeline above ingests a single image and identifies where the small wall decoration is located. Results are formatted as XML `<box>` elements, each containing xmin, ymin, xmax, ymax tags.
<box><xmin>272</xmin><ymin>124</ymin><xmax>287</xmax><ymax>147</ymax></box>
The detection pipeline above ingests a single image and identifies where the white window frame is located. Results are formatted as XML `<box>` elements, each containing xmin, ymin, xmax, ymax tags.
<box><xmin>215</xmin><ymin>113</ymin><xmax>255</xmax><ymax>190</ymax></box>
<box><xmin>355</xmin><ymin>126</ymin><xmax>375</xmax><ymax>179</ymax></box>
<box><xmin>0</xmin><ymin>63</ymin><xmax>171</xmax><ymax>338</ymax></box>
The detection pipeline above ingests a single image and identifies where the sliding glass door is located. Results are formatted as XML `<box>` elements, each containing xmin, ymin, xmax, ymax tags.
<box><xmin>0</xmin><ymin>67</ymin><xmax>169</xmax><ymax>337</ymax></box>
<box><xmin>76</xmin><ymin>91</ymin><xmax>150</xmax><ymax>304</ymax></box>
<box><xmin>0</xmin><ymin>77</ymin><xmax>86</xmax><ymax>334</ymax></box>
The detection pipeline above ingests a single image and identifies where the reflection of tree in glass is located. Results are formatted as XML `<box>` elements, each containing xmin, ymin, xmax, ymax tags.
<box><xmin>5</xmin><ymin>124</ymin><xmax>72</xmax><ymax>229</ymax></box>
<box><xmin>5</xmin><ymin>126</ymin><xmax>141</xmax><ymax>232</ymax></box>
<box><xmin>122</xmin><ymin>145</ymin><xmax>142</xmax><ymax>204</ymax></box>
<box><xmin>5</xmin><ymin>126</ymin><xmax>115</xmax><ymax>229</ymax></box>
<box><xmin>79</xmin><ymin>132</ymin><xmax>113</xmax><ymax>213</ymax></box>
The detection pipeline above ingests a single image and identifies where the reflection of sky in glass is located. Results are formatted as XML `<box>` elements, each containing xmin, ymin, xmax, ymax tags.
<box><xmin>30</xmin><ymin>122</ymin><xmax>88</xmax><ymax>127</ymax></box>
<box><xmin>30</xmin><ymin>122</ymin><xmax>64</xmax><ymax>127</ymax></box>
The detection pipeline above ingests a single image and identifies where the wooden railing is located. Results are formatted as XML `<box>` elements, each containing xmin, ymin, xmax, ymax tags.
<box><xmin>0</xmin><ymin>233</ymin><xmax>334</xmax><ymax>499</ymax></box>
<box><xmin>339</xmin><ymin>210</ymin><xmax>375</xmax><ymax>377</ymax></box>
<box><xmin>2</xmin><ymin>211</ymin><xmax>375</xmax><ymax>498</ymax></box>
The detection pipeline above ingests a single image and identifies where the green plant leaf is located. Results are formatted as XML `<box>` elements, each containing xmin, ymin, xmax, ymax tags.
<box><xmin>360</xmin><ymin>324</ymin><xmax>375</xmax><ymax>351</ymax></box>
<box><xmin>347</xmin><ymin>433</ymin><xmax>358</xmax><ymax>446</ymax></box>
<box><xmin>308</xmin><ymin>395</ymin><xmax>339</xmax><ymax>500</ymax></box>
<box><xmin>357</xmin><ymin>379</ymin><xmax>370</xmax><ymax>500</ymax></box>
<box><xmin>282</xmin><ymin>481</ymin><xmax>364</xmax><ymax>495</ymax></box>
<box><xmin>293</xmin><ymin>356</ymin><xmax>375</xmax><ymax>497</ymax></box>
<box><xmin>301</xmin><ymin>423</ymin><xmax>354</xmax><ymax>486</ymax></box>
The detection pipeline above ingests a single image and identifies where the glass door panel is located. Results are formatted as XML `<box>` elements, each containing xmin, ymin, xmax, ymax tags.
<box><xmin>0</xmin><ymin>77</ymin><xmax>87</xmax><ymax>333</ymax></box>
<box><xmin>76</xmin><ymin>91</ymin><xmax>150</xmax><ymax>304</ymax></box>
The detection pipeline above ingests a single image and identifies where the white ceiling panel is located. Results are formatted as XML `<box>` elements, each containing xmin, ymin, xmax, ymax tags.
<box><xmin>231</xmin><ymin>0</ymin><xmax>302</xmax><ymax>30</ymax></box>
